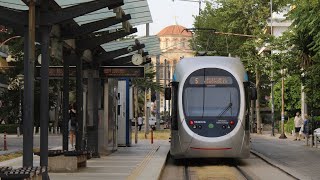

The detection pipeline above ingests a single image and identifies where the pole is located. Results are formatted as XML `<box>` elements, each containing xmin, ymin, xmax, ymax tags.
<box><xmin>144</xmin><ymin>90</ymin><xmax>149</xmax><ymax>138</ymax></box>
<box><xmin>271</xmin><ymin>80</ymin><xmax>275</xmax><ymax>136</ymax></box>
<box><xmin>270</xmin><ymin>0</ymin><xmax>273</xmax><ymax>36</ymax></box>
<box><xmin>164</xmin><ymin>60</ymin><xmax>167</xmax><ymax>124</ymax></box>
<box><xmin>23</xmin><ymin>0</ymin><xmax>35</xmax><ymax>167</ymax></box>
<box><xmin>279</xmin><ymin>69</ymin><xmax>287</xmax><ymax>139</ymax></box>
<box><xmin>134</xmin><ymin>87</ymin><xmax>138</xmax><ymax>144</ymax></box>
<box><xmin>4</xmin><ymin>132</ymin><xmax>7</xmax><ymax>151</ymax></box>
<box><xmin>270</xmin><ymin>0</ymin><xmax>275</xmax><ymax>136</ymax></box>
<box><xmin>156</xmin><ymin>55</ymin><xmax>161</xmax><ymax>130</ymax></box>
<box><xmin>63</xmin><ymin>57</ymin><xmax>70</xmax><ymax>151</ymax></box>
<box><xmin>40</xmin><ymin>0</ymin><xmax>50</xmax><ymax>177</ymax></box>
<box><xmin>199</xmin><ymin>0</ymin><xmax>201</xmax><ymax>15</ymax></box>
<box><xmin>76</xmin><ymin>56</ymin><xmax>83</xmax><ymax>150</ymax></box>
<box><xmin>168</xmin><ymin>64</ymin><xmax>171</xmax><ymax>119</ymax></box>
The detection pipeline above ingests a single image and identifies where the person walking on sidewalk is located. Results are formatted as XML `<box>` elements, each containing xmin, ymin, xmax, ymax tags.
<box><xmin>138</xmin><ymin>115</ymin><xmax>143</xmax><ymax>131</ymax></box>
<box><xmin>303</xmin><ymin>114</ymin><xmax>311</xmax><ymax>138</ymax></box>
<box><xmin>69</xmin><ymin>102</ymin><xmax>77</xmax><ymax>148</ymax></box>
<box><xmin>294</xmin><ymin>112</ymin><xmax>303</xmax><ymax>141</ymax></box>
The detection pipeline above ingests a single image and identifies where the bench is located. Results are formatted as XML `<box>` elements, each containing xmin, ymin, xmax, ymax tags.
<box><xmin>47</xmin><ymin>150</ymin><xmax>87</xmax><ymax>172</ymax></box>
<box><xmin>0</xmin><ymin>166</ymin><xmax>46</xmax><ymax>180</ymax></box>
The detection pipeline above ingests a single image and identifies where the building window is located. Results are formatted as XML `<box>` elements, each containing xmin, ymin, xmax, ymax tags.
<box><xmin>165</xmin><ymin>39</ymin><xmax>169</xmax><ymax>48</ymax></box>
<box><xmin>181</xmin><ymin>41</ymin><xmax>185</xmax><ymax>48</ymax></box>
<box><xmin>160</xmin><ymin>98</ymin><xmax>164</xmax><ymax>107</ymax></box>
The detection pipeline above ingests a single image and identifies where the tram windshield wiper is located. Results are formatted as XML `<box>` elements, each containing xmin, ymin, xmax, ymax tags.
<box><xmin>218</xmin><ymin>103</ymin><xmax>232</xmax><ymax>117</ymax></box>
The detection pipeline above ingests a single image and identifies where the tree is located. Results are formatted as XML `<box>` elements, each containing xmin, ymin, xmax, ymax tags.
<box><xmin>0</xmin><ymin>28</ymin><xmax>60</xmax><ymax>126</ymax></box>
<box><xmin>286</xmin><ymin>1</ymin><xmax>320</xmax><ymax>110</ymax></box>
<box><xmin>192</xmin><ymin>0</ymin><xmax>290</xmax><ymax>133</ymax></box>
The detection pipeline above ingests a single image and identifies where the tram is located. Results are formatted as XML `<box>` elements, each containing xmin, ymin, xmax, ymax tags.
<box><xmin>165</xmin><ymin>56</ymin><xmax>256</xmax><ymax>159</ymax></box>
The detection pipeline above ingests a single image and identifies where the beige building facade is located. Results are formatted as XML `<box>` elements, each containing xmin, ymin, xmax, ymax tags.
<box><xmin>151</xmin><ymin>25</ymin><xmax>194</xmax><ymax>112</ymax></box>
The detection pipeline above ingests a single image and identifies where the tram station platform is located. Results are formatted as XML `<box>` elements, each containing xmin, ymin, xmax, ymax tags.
<box><xmin>0</xmin><ymin>139</ymin><xmax>170</xmax><ymax>180</ymax></box>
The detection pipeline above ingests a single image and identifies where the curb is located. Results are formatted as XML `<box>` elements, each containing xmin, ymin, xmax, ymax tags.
<box><xmin>250</xmin><ymin>150</ymin><xmax>306</xmax><ymax>180</ymax></box>
<box><xmin>157</xmin><ymin>151</ymin><xmax>170</xmax><ymax>180</ymax></box>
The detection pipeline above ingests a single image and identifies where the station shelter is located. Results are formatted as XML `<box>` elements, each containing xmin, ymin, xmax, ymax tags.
<box><xmin>0</xmin><ymin>0</ymin><xmax>161</xmax><ymax>178</ymax></box>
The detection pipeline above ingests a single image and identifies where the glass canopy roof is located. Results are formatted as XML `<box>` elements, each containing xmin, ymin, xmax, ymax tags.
<box><xmin>0</xmin><ymin>0</ymin><xmax>152</xmax><ymax>31</ymax></box>
<box><xmin>0</xmin><ymin>0</ymin><xmax>159</xmax><ymax>59</ymax></box>
<box><xmin>101</xmin><ymin>35</ymin><xmax>161</xmax><ymax>56</ymax></box>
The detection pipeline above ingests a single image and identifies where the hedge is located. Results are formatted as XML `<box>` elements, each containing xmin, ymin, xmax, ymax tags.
<box><xmin>0</xmin><ymin>124</ymin><xmax>19</xmax><ymax>134</ymax></box>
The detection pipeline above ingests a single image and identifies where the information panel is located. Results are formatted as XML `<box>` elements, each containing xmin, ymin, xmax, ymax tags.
<box><xmin>100</xmin><ymin>66</ymin><xmax>144</xmax><ymax>78</ymax></box>
<box><xmin>36</xmin><ymin>66</ymin><xmax>145</xmax><ymax>79</ymax></box>
<box><xmin>190</xmin><ymin>76</ymin><xmax>233</xmax><ymax>85</ymax></box>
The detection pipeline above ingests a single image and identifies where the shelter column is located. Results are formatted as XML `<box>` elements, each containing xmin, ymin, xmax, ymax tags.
<box><xmin>76</xmin><ymin>56</ymin><xmax>84</xmax><ymax>150</ymax></box>
<box><xmin>23</xmin><ymin>0</ymin><xmax>36</xmax><ymax>167</ymax></box>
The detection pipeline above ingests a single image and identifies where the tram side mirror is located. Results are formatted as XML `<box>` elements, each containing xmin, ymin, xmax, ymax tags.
<box><xmin>165</xmin><ymin>87</ymin><xmax>171</xmax><ymax>100</ymax></box>
<box><xmin>251</xmin><ymin>87</ymin><xmax>257</xmax><ymax>100</ymax></box>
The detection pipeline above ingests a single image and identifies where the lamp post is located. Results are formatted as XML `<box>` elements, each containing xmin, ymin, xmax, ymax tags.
<box><xmin>270</xmin><ymin>0</ymin><xmax>275</xmax><ymax>137</ymax></box>
<box><xmin>172</xmin><ymin>0</ymin><xmax>202</xmax><ymax>15</ymax></box>
<box><xmin>0</xmin><ymin>36</ymin><xmax>21</xmax><ymax>48</ymax></box>
<box><xmin>279</xmin><ymin>69</ymin><xmax>287</xmax><ymax>139</ymax></box>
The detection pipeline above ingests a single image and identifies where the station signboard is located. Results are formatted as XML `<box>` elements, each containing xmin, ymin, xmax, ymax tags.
<box><xmin>35</xmin><ymin>66</ymin><xmax>144</xmax><ymax>79</ymax></box>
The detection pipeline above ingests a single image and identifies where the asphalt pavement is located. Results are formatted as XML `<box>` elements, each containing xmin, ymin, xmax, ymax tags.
<box><xmin>0</xmin><ymin>134</ymin><xmax>62</xmax><ymax>155</ymax></box>
<box><xmin>251</xmin><ymin>132</ymin><xmax>320</xmax><ymax>180</ymax></box>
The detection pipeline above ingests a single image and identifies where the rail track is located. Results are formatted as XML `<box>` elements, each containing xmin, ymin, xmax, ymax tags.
<box><xmin>160</xmin><ymin>152</ymin><xmax>297</xmax><ymax>180</ymax></box>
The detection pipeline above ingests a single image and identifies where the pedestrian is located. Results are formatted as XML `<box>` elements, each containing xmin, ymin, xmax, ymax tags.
<box><xmin>69</xmin><ymin>102</ymin><xmax>77</xmax><ymax>148</ymax></box>
<box><xmin>294</xmin><ymin>112</ymin><xmax>303</xmax><ymax>141</ymax></box>
<box><xmin>138</xmin><ymin>115</ymin><xmax>143</xmax><ymax>131</ymax></box>
<box><xmin>303</xmin><ymin>114</ymin><xmax>310</xmax><ymax>138</ymax></box>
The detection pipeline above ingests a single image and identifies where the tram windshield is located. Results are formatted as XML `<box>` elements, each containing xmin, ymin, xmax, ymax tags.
<box><xmin>183</xmin><ymin>87</ymin><xmax>239</xmax><ymax>117</ymax></box>
<box><xmin>182</xmin><ymin>68</ymin><xmax>240</xmax><ymax>118</ymax></box>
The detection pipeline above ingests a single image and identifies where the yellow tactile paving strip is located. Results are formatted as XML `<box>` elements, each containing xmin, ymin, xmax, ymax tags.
<box><xmin>127</xmin><ymin>145</ymin><xmax>160</xmax><ymax>180</ymax></box>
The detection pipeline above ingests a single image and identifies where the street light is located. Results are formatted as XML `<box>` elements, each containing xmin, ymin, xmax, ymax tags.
<box><xmin>279</xmin><ymin>69</ymin><xmax>287</xmax><ymax>139</ymax></box>
<box><xmin>270</xmin><ymin>0</ymin><xmax>275</xmax><ymax>137</ymax></box>
<box><xmin>172</xmin><ymin>0</ymin><xmax>203</xmax><ymax>15</ymax></box>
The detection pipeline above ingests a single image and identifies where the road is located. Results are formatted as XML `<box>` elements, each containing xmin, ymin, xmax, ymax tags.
<box><xmin>0</xmin><ymin>134</ymin><xmax>62</xmax><ymax>155</ymax></box>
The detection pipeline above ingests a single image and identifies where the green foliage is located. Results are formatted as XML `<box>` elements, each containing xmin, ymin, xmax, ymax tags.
<box><xmin>273</xmin><ymin>74</ymin><xmax>301</xmax><ymax>112</ymax></box>
<box><xmin>284</xmin><ymin>117</ymin><xmax>294</xmax><ymax>133</ymax></box>
<box><xmin>0</xmin><ymin>30</ymin><xmax>60</xmax><ymax>125</ymax></box>
<box><xmin>0</xmin><ymin>124</ymin><xmax>19</xmax><ymax>134</ymax></box>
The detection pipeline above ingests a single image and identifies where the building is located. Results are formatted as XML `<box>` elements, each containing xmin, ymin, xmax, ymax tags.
<box><xmin>151</xmin><ymin>24</ymin><xmax>194</xmax><ymax>113</ymax></box>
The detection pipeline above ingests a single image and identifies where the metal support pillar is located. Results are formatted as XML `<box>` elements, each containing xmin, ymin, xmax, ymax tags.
<box><xmin>93</xmin><ymin>77</ymin><xmax>99</xmax><ymax>156</ymax></box>
<box><xmin>168</xmin><ymin>65</ymin><xmax>171</xmax><ymax>118</ymax></box>
<box><xmin>40</xmin><ymin>1</ymin><xmax>50</xmax><ymax>178</ymax></box>
<box><xmin>279</xmin><ymin>70</ymin><xmax>287</xmax><ymax>139</ymax></box>
<box><xmin>156</xmin><ymin>55</ymin><xmax>160</xmax><ymax>130</ymax></box>
<box><xmin>164</xmin><ymin>59</ymin><xmax>167</xmax><ymax>123</ymax></box>
<box><xmin>271</xmin><ymin>80</ymin><xmax>275</xmax><ymax>136</ymax></box>
<box><xmin>63</xmin><ymin>57</ymin><xmax>70</xmax><ymax>151</ymax></box>
<box><xmin>76</xmin><ymin>57</ymin><xmax>83</xmax><ymax>150</ymax></box>
<box><xmin>23</xmin><ymin>0</ymin><xmax>35</xmax><ymax>167</ymax></box>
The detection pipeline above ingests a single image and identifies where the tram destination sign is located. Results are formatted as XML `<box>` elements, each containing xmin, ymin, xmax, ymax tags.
<box><xmin>35</xmin><ymin>66</ymin><xmax>144</xmax><ymax>79</ymax></box>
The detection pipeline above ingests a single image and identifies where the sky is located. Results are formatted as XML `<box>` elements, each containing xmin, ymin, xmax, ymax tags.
<box><xmin>135</xmin><ymin>0</ymin><xmax>203</xmax><ymax>37</ymax></box>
